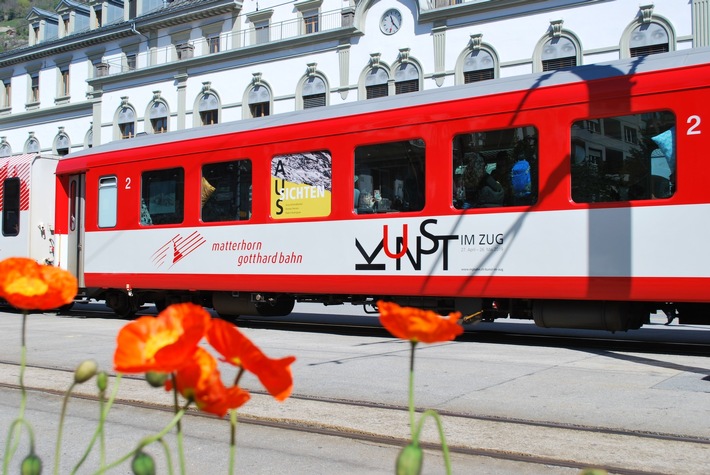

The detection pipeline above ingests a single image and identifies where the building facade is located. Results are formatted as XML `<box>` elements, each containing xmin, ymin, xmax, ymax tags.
<box><xmin>0</xmin><ymin>0</ymin><xmax>707</xmax><ymax>157</ymax></box>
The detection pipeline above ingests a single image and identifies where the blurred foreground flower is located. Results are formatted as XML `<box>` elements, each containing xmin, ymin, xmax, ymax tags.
<box><xmin>111</xmin><ymin>302</ymin><xmax>296</xmax><ymax>474</ymax></box>
<box><xmin>1</xmin><ymin>256</ymin><xmax>296</xmax><ymax>475</ymax></box>
<box><xmin>0</xmin><ymin>257</ymin><xmax>79</xmax><ymax>475</ymax></box>
<box><xmin>378</xmin><ymin>301</ymin><xmax>463</xmax><ymax>475</ymax></box>
<box><xmin>0</xmin><ymin>257</ymin><xmax>77</xmax><ymax>310</ymax></box>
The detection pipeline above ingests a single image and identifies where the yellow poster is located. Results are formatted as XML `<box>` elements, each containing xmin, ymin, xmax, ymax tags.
<box><xmin>271</xmin><ymin>151</ymin><xmax>332</xmax><ymax>219</ymax></box>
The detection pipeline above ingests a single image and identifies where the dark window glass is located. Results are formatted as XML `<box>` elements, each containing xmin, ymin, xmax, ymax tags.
<box><xmin>395</xmin><ymin>79</ymin><xmax>418</xmax><ymax>95</ymax></box>
<box><xmin>141</xmin><ymin>168</ymin><xmax>184</xmax><ymax>225</ymax></box>
<box><xmin>542</xmin><ymin>56</ymin><xmax>577</xmax><ymax>72</ymax></box>
<box><xmin>571</xmin><ymin>111</ymin><xmax>676</xmax><ymax>202</ymax></box>
<box><xmin>366</xmin><ymin>84</ymin><xmax>388</xmax><ymax>99</ymax></box>
<box><xmin>201</xmin><ymin>160</ymin><xmax>252</xmax><ymax>222</ymax></box>
<box><xmin>355</xmin><ymin>139</ymin><xmax>425</xmax><ymax>213</ymax></box>
<box><xmin>2</xmin><ymin>178</ymin><xmax>20</xmax><ymax>236</ymax></box>
<box><xmin>250</xmin><ymin>102</ymin><xmax>270</xmax><ymax>117</ymax></box>
<box><xmin>464</xmin><ymin>69</ymin><xmax>494</xmax><ymax>83</ymax></box>
<box><xmin>453</xmin><ymin>127</ymin><xmax>539</xmax><ymax>209</ymax></box>
<box><xmin>303</xmin><ymin>94</ymin><xmax>325</xmax><ymax>109</ymax></box>
<box><xmin>630</xmin><ymin>43</ymin><xmax>669</xmax><ymax>57</ymax></box>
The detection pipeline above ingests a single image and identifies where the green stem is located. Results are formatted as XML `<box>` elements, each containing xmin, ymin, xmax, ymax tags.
<box><xmin>3</xmin><ymin>418</ymin><xmax>37</xmax><ymax>474</ymax></box>
<box><xmin>90</xmin><ymin>408</ymin><xmax>186</xmax><ymax>475</ymax></box>
<box><xmin>157</xmin><ymin>438</ymin><xmax>175</xmax><ymax>475</ymax></box>
<box><xmin>408</xmin><ymin>341</ymin><xmax>417</xmax><ymax>441</ymax></box>
<box><xmin>54</xmin><ymin>381</ymin><xmax>77</xmax><ymax>475</ymax></box>
<box><xmin>71</xmin><ymin>374</ymin><xmax>122</xmax><ymax>475</ymax></box>
<box><xmin>229</xmin><ymin>409</ymin><xmax>238</xmax><ymax>475</ymax></box>
<box><xmin>171</xmin><ymin>374</ymin><xmax>186</xmax><ymax>475</ymax></box>
<box><xmin>4</xmin><ymin>312</ymin><xmax>30</xmax><ymax>475</ymax></box>
<box><xmin>412</xmin><ymin>409</ymin><xmax>452</xmax><ymax>475</ymax></box>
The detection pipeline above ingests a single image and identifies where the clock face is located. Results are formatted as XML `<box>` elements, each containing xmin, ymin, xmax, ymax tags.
<box><xmin>380</xmin><ymin>9</ymin><xmax>402</xmax><ymax>35</ymax></box>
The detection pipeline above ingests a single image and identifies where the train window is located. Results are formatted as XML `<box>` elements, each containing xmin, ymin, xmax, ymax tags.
<box><xmin>270</xmin><ymin>151</ymin><xmax>331</xmax><ymax>219</ymax></box>
<box><xmin>2</xmin><ymin>177</ymin><xmax>20</xmax><ymax>236</ymax></box>
<box><xmin>98</xmin><ymin>176</ymin><xmax>117</xmax><ymax>228</ymax></box>
<box><xmin>354</xmin><ymin>139</ymin><xmax>425</xmax><ymax>214</ymax></box>
<box><xmin>571</xmin><ymin>111</ymin><xmax>676</xmax><ymax>203</ymax></box>
<box><xmin>453</xmin><ymin>127</ymin><xmax>538</xmax><ymax>209</ymax></box>
<box><xmin>140</xmin><ymin>168</ymin><xmax>184</xmax><ymax>225</ymax></box>
<box><xmin>201</xmin><ymin>160</ymin><xmax>252</xmax><ymax>222</ymax></box>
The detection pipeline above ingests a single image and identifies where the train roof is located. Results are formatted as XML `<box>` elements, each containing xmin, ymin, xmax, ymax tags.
<box><xmin>66</xmin><ymin>47</ymin><xmax>710</xmax><ymax>160</ymax></box>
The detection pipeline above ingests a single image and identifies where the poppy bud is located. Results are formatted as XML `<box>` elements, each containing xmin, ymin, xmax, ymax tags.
<box><xmin>21</xmin><ymin>453</ymin><xmax>42</xmax><ymax>475</ymax></box>
<box><xmin>74</xmin><ymin>359</ymin><xmax>98</xmax><ymax>384</ymax></box>
<box><xmin>396</xmin><ymin>443</ymin><xmax>423</xmax><ymax>475</ymax></box>
<box><xmin>145</xmin><ymin>372</ymin><xmax>168</xmax><ymax>388</ymax></box>
<box><xmin>96</xmin><ymin>371</ymin><xmax>108</xmax><ymax>392</ymax></box>
<box><xmin>131</xmin><ymin>451</ymin><xmax>156</xmax><ymax>475</ymax></box>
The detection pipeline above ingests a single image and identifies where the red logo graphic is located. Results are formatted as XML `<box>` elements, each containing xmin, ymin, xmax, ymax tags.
<box><xmin>152</xmin><ymin>231</ymin><xmax>206</xmax><ymax>269</ymax></box>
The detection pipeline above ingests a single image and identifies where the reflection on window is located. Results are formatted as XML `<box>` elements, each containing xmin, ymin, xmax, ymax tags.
<box><xmin>2</xmin><ymin>178</ymin><xmax>20</xmax><ymax>236</ymax></box>
<box><xmin>571</xmin><ymin>111</ymin><xmax>676</xmax><ymax>202</ymax></box>
<box><xmin>453</xmin><ymin>127</ymin><xmax>538</xmax><ymax>209</ymax></box>
<box><xmin>98</xmin><ymin>176</ymin><xmax>117</xmax><ymax>228</ymax></box>
<box><xmin>270</xmin><ymin>151</ymin><xmax>331</xmax><ymax>219</ymax></box>
<box><xmin>201</xmin><ymin>160</ymin><xmax>252</xmax><ymax>222</ymax></box>
<box><xmin>355</xmin><ymin>139</ymin><xmax>425</xmax><ymax>214</ymax></box>
<box><xmin>141</xmin><ymin>168</ymin><xmax>184</xmax><ymax>225</ymax></box>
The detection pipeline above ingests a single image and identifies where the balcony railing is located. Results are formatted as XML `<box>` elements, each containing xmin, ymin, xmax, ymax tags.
<box><xmin>100</xmin><ymin>9</ymin><xmax>350</xmax><ymax>77</ymax></box>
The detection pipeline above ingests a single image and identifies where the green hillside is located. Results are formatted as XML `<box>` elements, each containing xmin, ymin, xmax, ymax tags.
<box><xmin>1</xmin><ymin>0</ymin><xmax>57</xmax><ymax>52</ymax></box>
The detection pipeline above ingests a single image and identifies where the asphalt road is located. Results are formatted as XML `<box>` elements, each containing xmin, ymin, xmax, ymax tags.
<box><xmin>0</xmin><ymin>303</ymin><xmax>708</xmax><ymax>474</ymax></box>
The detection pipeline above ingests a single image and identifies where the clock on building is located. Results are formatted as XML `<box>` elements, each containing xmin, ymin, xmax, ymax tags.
<box><xmin>379</xmin><ymin>8</ymin><xmax>402</xmax><ymax>35</ymax></box>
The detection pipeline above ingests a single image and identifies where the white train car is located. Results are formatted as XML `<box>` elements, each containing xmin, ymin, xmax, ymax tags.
<box><xmin>0</xmin><ymin>154</ymin><xmax>59</xmax><ymax>265</ymax></box>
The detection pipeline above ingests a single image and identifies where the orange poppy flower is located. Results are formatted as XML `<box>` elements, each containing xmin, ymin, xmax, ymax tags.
<box><xmin>207</xmin><ymin>318</ymin><xmax>296</xmax><ymax>401</ymax></box>
<box><xmin>166</xmin><ymin>347</ymin><xmax>250</xmax><ymax>417</ymax></box>
<box><xmin>114</xmin><ymin>303</ymin><xmax>210</xmax><ymax>374</ymax></box>
<box><xmin>0</xmin><ymin>257</ymin><xmax>77</xmax><ymax>311</ymax></box>
<box><xmin>378</xmin><ymin>301</ymin><xmax>463</xmax><ymax>344</ymax></box>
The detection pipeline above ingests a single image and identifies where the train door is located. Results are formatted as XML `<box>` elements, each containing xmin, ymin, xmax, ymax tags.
<box><xmin>66</xmin><ymin>174</ymin><xmax>85</xmax><ymax>287</ymax></box>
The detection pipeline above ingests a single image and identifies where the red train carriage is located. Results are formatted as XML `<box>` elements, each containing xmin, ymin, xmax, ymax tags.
<box><xmin>11</xmin><ymin>48</ymin><xmax>710</xmax><ymax>330</ymax></box>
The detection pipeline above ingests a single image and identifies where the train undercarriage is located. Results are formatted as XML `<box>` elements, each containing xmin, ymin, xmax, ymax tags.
<box><xmin>68</xmin><ymin>287</ymin><xmax>710</xmax><ymax>332</ymax></box>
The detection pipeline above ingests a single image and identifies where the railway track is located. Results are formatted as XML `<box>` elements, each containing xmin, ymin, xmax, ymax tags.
<box><xmin>0</xmin><ymin>360</ymin><xmax>708</xmax><ymax>475</ymax></box>
<box><xmin>57</xmin><ymin>302</ymin><xmax>710</xmax><ymax>357</ymax></box>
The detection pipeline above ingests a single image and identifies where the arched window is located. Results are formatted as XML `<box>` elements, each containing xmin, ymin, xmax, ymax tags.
<box><xmin>394</xmin><ymin>62</ymin><xmax>419</xmax><ymax>95</ymax></box>
<box><xmin>0</xmin><ymin>140</ymin><xmax>11</xmax><ymax>157</ymax></box>
<box><xmin>248</xmin><ymin>85</ymin><xmax>270</xmax><ymax>117</ymax></box>
<box><xmin>462</xmin><ymin>48</ymin><xmax>495</xmax><ymax>83</ymax></box>
<box><xmin>365</xmin><ymin>67</ymin><xmax>389</xmax><ymax>99</ymax></box>
<box><xmin>620</xmin><ymin>7</ymin><xmax>675</xmax><ymax>59</ymax></box>
<box><xmin>54</xmin><ymin>132</ymin><xmax>70</xmax><ymax>156</ymax></box>
<box><xmin>541</xmin><ymin>36</ymin><xmax>577</xmax><ymax>71</ymax></box>
<box><xmin>198</xmin><ymin>92</ymin><xmax>219</xmax><ymax>126</ymax></box>
<box><xmin>84</xmin><ymin>128</ymin><xmax>93</xmax><ymax>149</ymax></box>
<box><xmin>301</xmin><ymin>75</ymin><xmax>327</xmax><ymax>109</ymax></box>
<box><xmin>629</xmin><ymin>22</ymin><xmax>670</xmax><ymax>57</ymax></box>
<box><xmin>117</xmin><ymin>104</ymin><xmax>136</xmax><ymax>139</ymax></box>
<box><xmin>148</xmin><ymin>100</ymin><xmax>169</xmax><ymax>133</ymax></box>
<box><xmin>25</xmin><ymin>136</ymin><xmax>40</xmax><ymax>153</ymax></box>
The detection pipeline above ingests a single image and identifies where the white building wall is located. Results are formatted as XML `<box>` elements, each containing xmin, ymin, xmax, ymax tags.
<box><xmin>0</xmin><ymin>0</ymin><xmax>702</xmax><ymax>156</ymax></box>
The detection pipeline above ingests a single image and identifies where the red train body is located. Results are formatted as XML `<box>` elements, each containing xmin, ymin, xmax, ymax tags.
<box><xmin>4</xmin><ymin>48</ymin><xmax>710</xmax><ymax>330</ymax></box>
